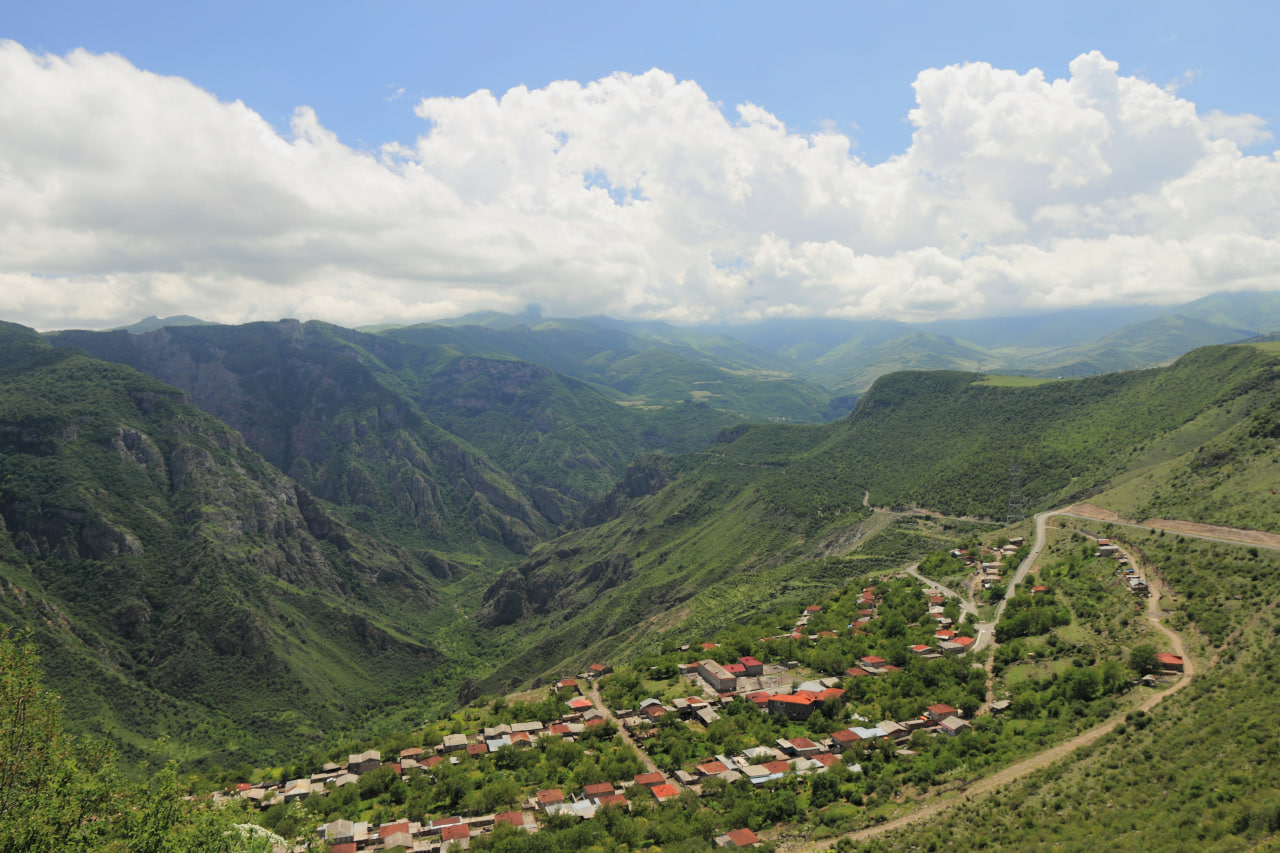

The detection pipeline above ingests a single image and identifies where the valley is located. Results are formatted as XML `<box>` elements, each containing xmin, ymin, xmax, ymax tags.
<box><xmin>4</xmin><ymin>309</ymin><xmax>1280</xmax><ymax>850</ymax></box>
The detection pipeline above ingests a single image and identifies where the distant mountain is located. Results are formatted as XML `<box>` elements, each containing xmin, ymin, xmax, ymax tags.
<box><xmin>383</xmin><ymin>320</ymin><xmax>838</xmax><ymax>422</ymax></box>
<box><xmin>1173</xmin><ymin>289</ymin><xmax>1280</xmax><ymax>334</ymax></box>
<box><xmin>1015</xmin><ymin>314</ymin><xmax>1253</xmax><ymax>377</ymax></box>
<box><xmin>113</xmin><ymin>314</ymin><xmax>216</xmax><ymax>334</ymax></box>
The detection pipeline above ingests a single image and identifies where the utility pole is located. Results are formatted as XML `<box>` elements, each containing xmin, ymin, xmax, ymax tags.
<box><xmin>1006</xmin><ymin>466</ymin><xmax>1025</xmax><ymax>527</ymax></box>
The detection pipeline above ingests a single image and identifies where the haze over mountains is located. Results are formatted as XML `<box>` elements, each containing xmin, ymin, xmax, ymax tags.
<box><xmin>2</xmin><ymin>288</ymin><xmax>1280</xmax><ymax>773</ymax></box>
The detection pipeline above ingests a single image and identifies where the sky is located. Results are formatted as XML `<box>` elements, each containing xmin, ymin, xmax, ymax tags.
<box><xmin>3</xmin><ymin>1</ymin><xmax>1279</xmax><ymax>330</ymax></box>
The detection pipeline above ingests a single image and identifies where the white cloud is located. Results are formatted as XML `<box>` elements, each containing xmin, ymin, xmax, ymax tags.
<box><xmin>1203</xmin><ymin>109</ymin><xmax>1274</xmax><ymax>147</ymax></box>
<box><xmin>1</xmin><ymin>40</ymin><xmax>1279</xmax><ymax>330</ymax></box>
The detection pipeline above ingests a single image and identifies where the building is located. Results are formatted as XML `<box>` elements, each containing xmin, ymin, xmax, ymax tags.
<box><xmin>697</xmin><ymin>659</ymin><xmax>738</xmax><ymax>693</ymax></box>
<box><xmin>925</xmin><ymin>703</ymin><xmax>959</xmax><ymax>723</ymax></box>
<box><xmin>738</xmin><ymin>656</ymin><xmax>764</xmax><ymax>677</ymax></box>
<box><xmin>347</xmin><ymin>750</ymin><xmax>381</xmax><ymax>775</ymax></box>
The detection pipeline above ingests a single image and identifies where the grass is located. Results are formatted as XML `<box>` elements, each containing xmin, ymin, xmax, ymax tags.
<box><xmin>972</xmin><ymin>375</ymin><xmax>1056</xmax><ymax>387</ymax></box>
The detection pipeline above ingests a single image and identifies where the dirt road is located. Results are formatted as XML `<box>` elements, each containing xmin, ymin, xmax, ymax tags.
<box><xmin>1064</xmin><ymin>503</ymin><xmax>1280</xmax><ymax>551</ymax></box>
<box><xmin>588</xmin><ymin>682</ymin><xmax>661</xmax><ymax>775</ymax></box>
<box><xmin>776</xmin><ymin>508</ymin><xmax>1200</xmax><ymax>852</ymax></box>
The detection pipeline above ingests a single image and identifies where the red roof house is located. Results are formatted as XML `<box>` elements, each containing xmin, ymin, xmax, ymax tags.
<box><xmin>723</xmin><ymin>827</ymin><xmax>761</xmax><ymax>847</ymax></box>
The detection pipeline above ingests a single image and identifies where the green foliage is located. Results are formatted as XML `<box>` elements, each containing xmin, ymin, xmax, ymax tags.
<box><xmin>0</xmin><ymin>629</ymin><xmax>259</xmax><ymax>852</ymax></box>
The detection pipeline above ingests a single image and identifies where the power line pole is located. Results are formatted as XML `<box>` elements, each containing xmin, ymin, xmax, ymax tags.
<box><xmin>1006</xmin><ymin>466</ymin><xmax>1025</xmax><ymax>527</ymax></box>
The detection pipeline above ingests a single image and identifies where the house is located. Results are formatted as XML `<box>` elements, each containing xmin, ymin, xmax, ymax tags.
<box><xmin>588</xmin><ymin>663</ymin><xmax>612</xmax><ymax>677</ymax></box>
<box><xmin>782</xmin><ymin>736</ymin><xmax>822</xmax><ymax>757</ymax></box>
<box><xmin>768</xmin><ymin>693</ymin><xmax>816</xmax><ymax>720</ymax></box>
<box><xmin>378</xmin><ymin>820</ymin><xmax>410</xmax><ymax>840</ymax></box>
<box><xmin>925</xmin><ymin>703</ymin><xmax>959</xmax><ymax>723</ymax></box>
<box><xmin>696</xmin><ymin>707</ymin><xmax>721</xmax><ymax>725</ymax></box>
<box><xmin>1157</xmin><ymin>653</ymin><xmax>1185</xmax><ymax>672</ymax></box>
<box><xmin>584</xmin><ymin>782</ymin><xmax>616</xmax><ymax>800</ymax></box>
<box><xmin>845</xmin><ymin>666</ymin><xmax>872</xmax><ymax>678</ymax></box>
<box><xmin>830</xmin><ymin>729</ymin><xmax>860</xmax><ymax>753</ymax></box>
<box><xmin>738</xmin><ymin>656</ymin><xmax>764</xmax><ymax>677</ymax></box>
<box><xmin>347</xmin><ymin>750</ymin><xmax>381</xmax><ymax>775</ymax></box>
<box><xmin>440</xmin><ymin>823</ymin><xmax>471</xmax><ymax>849</ymax></box>
<box><xmin>557</xmin><ymin>678</ymin><xmax>578</xmax><ymax>690</ymax></box>
<box><xmin>939</xmin><ymin>716</ymin><xmax>971</xmax><ymax>736</ymax></box>
<box><xmin>1031</xmin><ymin>585</ymin><xmax>1049</xmax><ymax>595</ymax></box>
<box><xmin>859</xmin><ymin>655</ymin><xmax>888</xmax><ymax>672</ymax></box>
<box><xmin>440</xmin><ymin>734</ymin><xmax>468</xmax><ymax>754</ymax></box>
<box><xmin>282</xmin><ymin>779</ymin><xmax>310</xmax><ymax>803</ymax></box>
<box><xmin>323</xmin><ymin>819</ymin><xmax>355</xmax><ymax>844</ymax></box>
<box><xmin>877</xmin><ymin>720</ymin><xmax>910</xmax><ymax>741</ymax></box>
<box><xmin>635</xmin><ymin>772</ymin><xmax>667</xmax><ymax>789</ymax></box>
<box><xmin>537</xmin><ymin>788</ymin><xmax>566</xmax><ymax>809</ymax></box>
<box><xmin>990</xmin><ymin>699</ymin><xmax>1012</xmax><ymax>715</ymax></box>
<box><xmin>651</xmin><ymin>783</ymin><xmax>681</xmax><ymax>803</ymax></box>
<box><xmin>568</xmin><ymin>696</ymin><xmax>595</xmax><ymax>712</ymax></box>
<box><xmin>697</xmin><ymin>760</ymin><xmax>730</xmax><ymax>776</ymax></box>
<box><xmin>494</xmin><ymin>811</ymin><xmax>535</xmax><ymax>831</ymax></box>
<box><xmin>717</xmin><ymin>827</ymin><xmax>762</xmax><ymax>848</ymax></box>
<box><xmin>465</xmin><ymin>743</ymin><xmax>488</xmax><ymax>757</ymax></box>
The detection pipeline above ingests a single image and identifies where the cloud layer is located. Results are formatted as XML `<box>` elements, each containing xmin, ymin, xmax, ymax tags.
<box><xmin>1</xmin><ymin>42</ymin><xmax>1277</xmax><ymax>329</ymax></box>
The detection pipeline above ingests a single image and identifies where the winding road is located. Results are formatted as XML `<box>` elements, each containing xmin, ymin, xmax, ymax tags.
<box><xmin>775</xmin><ymin>506</ymin><xmax>1203</xmax><ymax>852</ymax></box>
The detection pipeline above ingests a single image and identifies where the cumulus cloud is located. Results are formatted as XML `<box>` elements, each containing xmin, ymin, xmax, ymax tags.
<box><xmin>0</xmin><ymin>40</ymin><xmax>1278</xmax><ymax>330</ymax></box>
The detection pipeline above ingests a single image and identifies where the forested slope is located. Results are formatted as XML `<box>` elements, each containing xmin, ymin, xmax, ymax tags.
<box><xmin>0</xmin><ymin>324</ymin><xmax>470</xmax><ymax>768</ymax></box>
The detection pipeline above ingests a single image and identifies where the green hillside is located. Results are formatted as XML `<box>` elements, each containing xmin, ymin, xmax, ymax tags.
<box><xmin>0</xmin><ymin>324</ymin><xmax>494</xmax><ymax>769</ymax></box>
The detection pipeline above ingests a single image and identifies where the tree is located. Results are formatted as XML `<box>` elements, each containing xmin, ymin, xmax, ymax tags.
<box><xmin>0</xmin><ymin>629</ymin><xmax>257</xmax><ymax>852</ymax></box>
<box><xmin>0</xmin><ymin>630</ymin><xmax>116</xmax><ymax>851</ymax></box>
<box><xmin>1130</xmin><ymin>644</ymin><xmax>1160</xmax><ymax>675</ymax></box>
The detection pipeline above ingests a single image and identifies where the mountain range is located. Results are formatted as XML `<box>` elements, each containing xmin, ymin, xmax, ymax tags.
<box><xmin>3</xmin><ymin>288</ymin><xmax>1280</xmax><ymax>770</ymax></box>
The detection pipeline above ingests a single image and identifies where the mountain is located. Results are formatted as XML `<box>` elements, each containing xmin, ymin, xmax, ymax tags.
<box><xmin>470</xmin><ymin>343</ymin><xmax>1280</xmax><ymax>692</ymax></box>
<box><xmin>1013</xmin><ymin>314</ymin><xmax>1253</xmax><ymax>377</ymax></box>
<box><xmin>0</xmin><ymin>323</ymin><xmax>468</xmax><ymax>768</ymax></box>
<box><xmin>49</xmin><ymin>321</ymin><xmax>740</xmax><ymax>553</ymax></box>
<box><xmin>113</xmin><ymin>314</ymin><xmax>216</xmax><ymax>334</ymax></box>
<box><xmin>382</xmin><ymin>319</ymin><xmax>839</xmax><ymax>422</ymax></box>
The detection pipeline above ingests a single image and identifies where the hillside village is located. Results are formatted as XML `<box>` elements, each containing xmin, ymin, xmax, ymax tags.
<box><xmin>219</xmin><ymin>527</ymin><xmax>1186</xmax><ymax>852</ymax></box>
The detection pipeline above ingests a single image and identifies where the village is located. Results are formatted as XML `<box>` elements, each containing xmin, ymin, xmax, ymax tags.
<box><xmin>221</xmin><ymin>529</ymin><xmax>1185</xmax><ymax>852</ymax></box>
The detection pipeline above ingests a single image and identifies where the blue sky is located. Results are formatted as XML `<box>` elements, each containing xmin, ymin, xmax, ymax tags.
<box><xmin>11</xmin><ymin>1</ymin><xmax>1274</xmax><ymax>161</ymax></box>
<box><xmin>3</xmin><ymin>1</ymin><xmax>1279</xmax><ymax>328</ymax></box>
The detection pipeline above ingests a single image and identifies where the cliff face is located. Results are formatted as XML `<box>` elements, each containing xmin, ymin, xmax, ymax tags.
<box><xmin>0</xmin><ymin>325</ymin><xmax>451</xmax><ymax>766</ymax></box>
<box><xmin>53</xmin><ymin>322</ymin><xmax>552</xmax><ymax>554</ymax></box>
